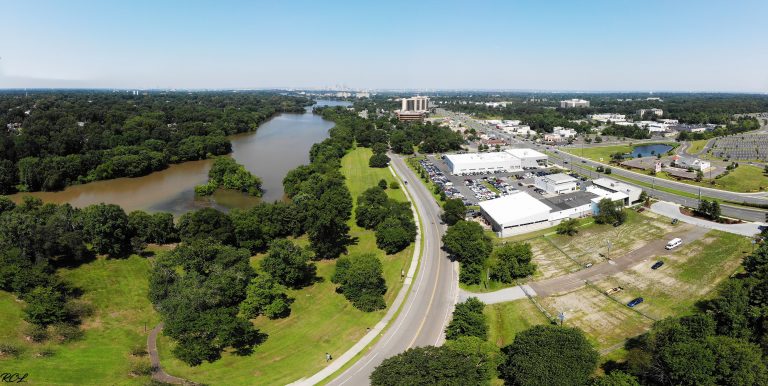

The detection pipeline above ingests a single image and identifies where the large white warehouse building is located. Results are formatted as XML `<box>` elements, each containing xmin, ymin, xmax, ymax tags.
<box><xmin>444</xmin><ymin>148</ymin><xmax>548</xmax><ymax>175</ymax></box>
<box><xmin>504</xmin><ymin>148</ymin><xmax>548</xmax><ymax>168</ymax></box>
<box><xmin>479</xmin><ymin>192</ymin><xmax>552</xmax><ymax>237</ymax></box>
<box><xmin>444</xmin><ymin>152</ymin><xmax>521</xmax><ymax>175</ymax></box>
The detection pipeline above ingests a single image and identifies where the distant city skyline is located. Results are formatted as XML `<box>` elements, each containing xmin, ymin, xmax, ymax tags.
<box><xmin>1</xmin><ymin>0</ymin><xmax>767</xmax><ymax>92</ymax></box>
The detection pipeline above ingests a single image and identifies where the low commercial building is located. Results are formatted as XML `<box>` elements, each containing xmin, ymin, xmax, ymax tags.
<box><xmin>534</xmin><ymin>173</ymin><xmax>578</xmax><ymax>194</ymax></box>
<box><xmin>505</xmin><ymin>148</ymin><xmax>548</xmax><ymax>168</ymax></box>
<box><xmin>444</xmin><ymin>152</ymin><xmax>521</xmax><ymax>175</ymax></box>
<box><xmin>560</xmin><ymin>99</ymin><xmax>590</xmax><ymax>108</ymax></box>
<box><xmin>554</xmin><ymin>127</ymin><xmax>578</xmax><ymax>138</ymax></box>
<box><xmin>542</xmin><ymin>191</ymin><xmax>599</xmax><ymax>221</ymax></box>
<box><xmin>591</xmin><ymin>178</ymin><xmax>642</xmax><ymax>204</ymax></box>
<box><xmin>479</xmin><ymin>192</ymin><xmax>552</xmax><ymax>237</ymax></box>
<box><xmin>638</xmin><ymin>108</ymin><xmax>664</xmax><ymax>117</ymax></box>
<box><xmin>589</xmin><ymin>113</ymin><xmax>627</xmax><ymax>123</ymax></box>
<box><xmin>672</xmin><ymin>155</ymin><xmax>711</xmax><ymax>171</ymax></box>
<box><xmin>586</xmin><ymin>185</ymin><xmax>630</xmax><ymax>206</ymax></box>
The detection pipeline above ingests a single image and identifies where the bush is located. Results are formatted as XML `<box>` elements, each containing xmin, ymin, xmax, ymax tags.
<box><xmin>130</xmin><ymin>344</ymin><xmax>148</xmax><ymax>357</ymax></box>
<box><xmin>129</xmin><ymin>360</ymin><xmax>156</xmax><ymax>376</ymax></box>
<box><xmin>24</xmin><ymin>324</ymin><xmax>49</xmax><ymax>342</ymax></box>
<box><xmin>389</xmin><ymin>181</ymin><xmax>400</xmax><ymax>189</ymax></box>
<box><xmin>556</xmin><ymin>218</ymin><xmax>579</xmax><ymax>236</ymax></box>
<box><xmin>52</xmin><ymin>323</ymin><xmax>83</xmax><ymax>342</ymax></box>
<box><xmin>0</xmin><ymin>344</ymin><xmax>22</xmax><ymax>358</ymax></box>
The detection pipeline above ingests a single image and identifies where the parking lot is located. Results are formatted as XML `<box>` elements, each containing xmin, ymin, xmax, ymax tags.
<box><xmin>422</xmin><ymin>154</ymin><xmax>578</xmax><ymax>205</ymax></box>
<box><xmin>711</xmin><ymin>133</ymin><xmax>768</xmax><ymax>161</ymax></box>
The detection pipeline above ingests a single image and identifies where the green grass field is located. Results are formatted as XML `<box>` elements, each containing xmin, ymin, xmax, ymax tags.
<box><xmin>484</xmin><ymin>299</ymin><xmax>551</xmax><ymax>348</ymax></box>
<box><xmin>686</xmin><ymin>139</ymin><xmax>709</xmax><ymax>154</ymax></box>
<box><xmin>157</xmin><ymin>146</ymin><xmax>417</xmax><ymax>385</ymax></box>
<box><xmin>0</xmin><ymin>255</ymin><xmax>159</xmax><ymax>385</ymax></box>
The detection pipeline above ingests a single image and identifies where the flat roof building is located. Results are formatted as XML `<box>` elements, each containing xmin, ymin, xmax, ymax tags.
<box><xmin>444</xmin><ymin>152</ymin><xmax>521</xmax><ymax>175</ymax></box>
<box><xmin>479</xmin><ymin>192</ymin><xmax>552</xmax><ymax>237</ymax></box>
<box><xmin>560</xmin><ymin>99</ymin><xmax>590</xmax><ymax>108</ymax></box>
<box><xmin>591</xmin><ymin>178</ymin><xmax>642</xmax><ymax>204</ymax></box>
<box><xmin>534</xmin><ymin>173</ymin><xmax>578</xmax><ymax>195</ymax></box>
<box><xmin>504</xmin><ymin>148</ymin><xmax>548</xmax><ymax>168</ymax></box>
<box><xmin>397</xmin><ymin>96</ymin><xmax>430</xmax><ymax>122</ymax></box>
<box><xmin>541</xmin><ymin>191</ymin><xmax>600</xmax><ymax>221</ymax></box>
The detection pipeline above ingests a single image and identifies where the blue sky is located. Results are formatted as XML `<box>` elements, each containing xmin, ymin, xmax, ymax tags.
<box><xmin>1</xmin><ymin>0</ymin><xmax>766</xmax><ymax>91</ymax></box>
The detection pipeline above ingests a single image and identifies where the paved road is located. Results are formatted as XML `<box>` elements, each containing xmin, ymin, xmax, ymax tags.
<box><xmin>463</xmin><ymin>224</ymin><xmax>709</xmax><ymax>303</ymax></box>
<box><xmin>546</xmin><ymin>151</ymin><xmax>768</xmax><ymax>222</ymax></box>
<box><xmin>650</xmin><ymin>201</ymin><xmax>761</xmax><ymax>237</ymax></box>
<box><xmin>554</xmin><ymin>145</ymin><xmax>768</xmax><ymax>202</ymax></box>
<box><xmin>326</xmin><ymin>155</ymin><xmax>458</xmax><ymax>386</ymax></box>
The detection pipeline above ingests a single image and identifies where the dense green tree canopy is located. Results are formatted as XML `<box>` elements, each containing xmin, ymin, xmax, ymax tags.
<box><xmin>260</xmin><ymin>239</ymin><xmax>316</xmax><ymax>288</ymax></box>
<box><xmin>0</xmin><ymin>91</ymin><xmax>309</xmax><ymax>193</ymax></box>
<box><xmin>441</xmin><ymin>198</ymin><xmax>465</xmax><ymax>226</ymax></box>
<box><xmin>499</xmin><ymin>325</ymin><xmax>599</xmax><ymax>386</ymax></box>
<box><xmin>442</xmin><ymin>220</ymin><xmax>492</xmax><ymax>284</ymax></box>
<box><xmin>491</xmin><ymin>242</ymin><xmax>536</xmax><ymax>283</ymax></box>
<box><xmin>332</xmin><ymin>253</ymin><xmax>387</xmax><ymax>312</ymax></box>
<box><xmin>370</xmin><ymin>345</ymin><xmax>490</xmax><ymax>386</ymax></box>
<box><xmin>445</xmin><ymin>297</ymin><xmax>488</xmax><ymax>340</ymax></box>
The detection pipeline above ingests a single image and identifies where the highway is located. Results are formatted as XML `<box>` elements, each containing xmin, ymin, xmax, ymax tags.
<box><xmin>547</xmin><ymin>151</ymin><xmax>767</xmax><ymax>222</ymax></box>
<box><xmin>439</xmin><ymin>108</ymin><xmax>768</xmax><ymax>221</ymax></box>
<box><xmin>326</xmin><ymin>155</ymin><xmax>458</xmax><ymax>386</ymax></box>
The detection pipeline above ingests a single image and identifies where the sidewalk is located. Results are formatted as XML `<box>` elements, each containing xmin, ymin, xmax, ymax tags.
<box><xmin>287</xmin><ymin>162</ymin><xmax>423</xmax><ymax>385</ymax></box>
<box><xmin>458</xmin><ymin>285</ymin><xmax>535</xmax><ymax>305</ymax></box>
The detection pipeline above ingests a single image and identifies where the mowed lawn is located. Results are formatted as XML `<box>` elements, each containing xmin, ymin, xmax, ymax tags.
<box><xmin>484</xmin><ymin>299</ymin><xmax>550</xmax><ymax>348</ymax></box>
<box><xmin>0</xmin><ymin>255</ymin><xmax>159</xmax><ymax>385</ymax></box>
<box><xmin>686</xmin><ymin>139</ymin><xmax>709</xmax><ymax>154</ymax></box>
<box><xmin>158</xmin><ymin>146</ymin><xmax>417</xmax><ymax>385</ymax></box>
<box><xmin>566</xmin><ymin>144</ymin><xmax>632</xmax><ymax>162</ymax></box>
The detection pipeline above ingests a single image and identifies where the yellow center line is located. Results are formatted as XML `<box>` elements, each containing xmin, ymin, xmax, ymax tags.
<box><xmin>407</xmin><ymin>217</ymin><xmax>442</xmax><ymax>348</ymax></box>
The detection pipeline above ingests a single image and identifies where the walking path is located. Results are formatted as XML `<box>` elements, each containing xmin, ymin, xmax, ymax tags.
<box><xmin>650</xmin><ymin>201</ymin><xmax>762</xmax><ymax>237</ymax></box>
<box><xmin>462</xmin><ymin>224</ymin><xmax>709</xmax><ymax>303</ymax></box>
<box><xmin>147</xmin><ymin>323</ymin><xmax>195</xmax><ymax>385</ymax></box>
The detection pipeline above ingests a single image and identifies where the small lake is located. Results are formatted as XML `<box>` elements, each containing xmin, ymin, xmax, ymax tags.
<box><xmin>630</xmin><ymin>144</ymin><xmax>673</xmax><ymax>158</ymax></box>
<box><xmin>8</xmin><ymin>100</ymin><xmax>351</xmax><ymax>215</ymax></box>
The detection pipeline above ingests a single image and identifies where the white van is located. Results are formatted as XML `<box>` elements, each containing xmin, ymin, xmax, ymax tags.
<box><xmin>665</xmin><ymin>238</ymin><xmax>682</xmax><ymax>250</ymax></box>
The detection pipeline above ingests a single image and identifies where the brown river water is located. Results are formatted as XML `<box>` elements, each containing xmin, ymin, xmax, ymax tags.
<box><xmin>7</xmin><ymin>100</ymin><xmax>350</xmax><ymax>215</ymax></box>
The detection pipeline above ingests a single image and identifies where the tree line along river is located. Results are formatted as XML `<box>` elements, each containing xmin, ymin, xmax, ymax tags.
<box><xmin>7</xmin><ymin>100</ymin><xmax>351</xmax><ymax>215</ymax></box>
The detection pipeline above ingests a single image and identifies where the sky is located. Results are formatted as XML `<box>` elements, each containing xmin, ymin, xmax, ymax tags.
<box><xmin>1</xmin><ymin>0</ymin><xmax>767</xmax><ymax>92</ymax></box>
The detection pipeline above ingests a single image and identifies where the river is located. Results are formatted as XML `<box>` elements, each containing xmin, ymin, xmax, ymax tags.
<box><xmin>8</xmin><ymin>100</ymin><xmax>351</xmax><ymax>215</ymax></box>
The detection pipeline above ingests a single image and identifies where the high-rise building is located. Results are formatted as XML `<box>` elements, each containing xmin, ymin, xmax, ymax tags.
<box><xmin>397</xmin><ymin>96</ymin><xmax>430</xmax><ymax>121</ymax></box>
<box><xmin>559</xmin><ymin>99</ymin><xmax>590</xmax><ymax>108</ymax></box>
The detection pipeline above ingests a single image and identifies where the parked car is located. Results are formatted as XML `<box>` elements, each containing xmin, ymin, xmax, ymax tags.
<box><xmin>605</xmin><ymin>287</ymin><xmax>623</xmax><ymax>295</ymax></box>
<box><xmin>665</xmin><ymin>238</ymin><xmax>682</xmax><ymax>250</ymax></box>
<box><xmin>627</xmin><ymin>297</ymin><xmax>644</xmax><ymax>307</ymax></box>
<box><xmin>651</xmin><ymin>261</ymin><xmax>664</xmax><ymax>270</ymax></box>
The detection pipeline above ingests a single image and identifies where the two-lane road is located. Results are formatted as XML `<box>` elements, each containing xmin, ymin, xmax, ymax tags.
<box><xmin>326</xmin><ymin>155</ymin><xmax>458</xmax><ymax>385</ymax></box>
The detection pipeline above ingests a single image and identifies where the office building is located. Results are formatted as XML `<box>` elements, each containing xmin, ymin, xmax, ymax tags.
<box><xmin>560</xmin><ymin>99</ymin><xmax>590</xmax><ymax>108</ymax></box>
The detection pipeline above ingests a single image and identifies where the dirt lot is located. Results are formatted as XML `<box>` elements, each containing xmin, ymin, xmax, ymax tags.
<box><xmin>591</xmin><ymin>230</ymin><xmax>750</xmax><ymax>320</ymax></box>
<box><xmin>538</xmin><ymin>286</ymin><xmax>653</xmax><ymax>350</ymax></box>
<box><xmin>529</xmin><ymin>211</ymin><xmax>683</xmax><ymax>279</ymax></box>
